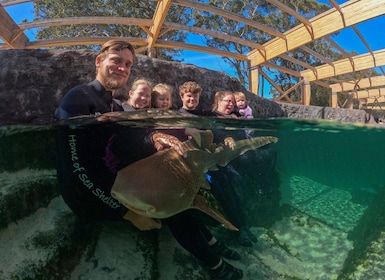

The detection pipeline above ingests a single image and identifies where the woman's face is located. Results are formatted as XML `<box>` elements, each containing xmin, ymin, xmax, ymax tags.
<box><xmin>129</xmin><ymin>84</ymin><xmax>151</xmax><ymax>109</ymax></box>
<box><xmin>217</xmin><ymin>94</ymin><xmax>235</xmax><ymax>115</ymax></box>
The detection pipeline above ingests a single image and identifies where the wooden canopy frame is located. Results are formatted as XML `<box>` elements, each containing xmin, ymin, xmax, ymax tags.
<box><xmin>1</xmin><ymin>0</ymin><xmax>385</xmax><ymax>109</ymax></box>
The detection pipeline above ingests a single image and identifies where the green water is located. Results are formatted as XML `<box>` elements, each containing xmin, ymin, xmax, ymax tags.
<box><xmin>275</xmin><ymin>119</ymin><xmax>385</xmax><ymax>192</ymax></box>
<box><xmin>2</xmin><ymin>113</ymin><xmax>385</xmax><ymax>279</ymax></box>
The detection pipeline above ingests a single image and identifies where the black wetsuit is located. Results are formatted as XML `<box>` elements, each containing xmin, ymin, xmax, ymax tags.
<box><xmin>178</xmin><ymin>108</ymin><xmax>200</xmax><ymax>116</ymax></box>
<box><xmin>55</xmin><ymin>79</ymin><xmax>122</xmax><ymax>120</ymax></box>
<box><xmin>55</xmin><ymin>83</ymin><xmax>222</xmax><ymax>268</ymax></box>
<box><xmin>181</xmin><ymin>109</ymin><xmax>250</xmax><ymax>230</ymax></box>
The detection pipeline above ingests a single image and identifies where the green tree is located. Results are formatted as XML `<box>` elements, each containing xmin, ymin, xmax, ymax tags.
<box><xmin>33</xmin><ymin>0</ymin><xmax>189</xmax><ymax>60</ymax></box>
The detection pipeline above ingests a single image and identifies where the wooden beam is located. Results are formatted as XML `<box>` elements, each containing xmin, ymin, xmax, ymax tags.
<box><xmin>154</xmin><ymin>39</ymin><xmax>248</xmax><ymax>61</ymax></box>
<box><xmin>0</xmin><ymin>0</ymin><xmax>32</xmax><ymax>7</ymax></box>
<box><xmin>313</xmin><ymin>79</ymin><xmax>331</xmax><ymax>89</ymax></box>
<box><xmin>148</xmin><ymin>0</ymin><xmax>172</xmax><ymax>47</ymax></box>
<box><xmin>300</xmin><ymin>45</ymin><xmax>334</xmax><ymax>67</ymax></box>
<box><xmin>260</xmin><ymin>70</ymin><xmax>293</xmax><ymax>102</ymax></box>
<box><xmin>261</xmin><ymin>62</ymin><xmax>302</xmax><ymax>77</ymax></box>
<box><xmin>26</xmin><ymin>37</ymin><xmax>148</xmax><ymax>49</ymax></box>
<box><xmin>328</xmin><ymin>0</ymin><xmax>344</xmax><ymax>15</ymax></box>
<box><xmin>248</xmin><ymin>0</ymin><xmax>385</xmax><ymax>65</ymax></box>
<box><xmin>302</xmin><ymin>81</ymin><xmax>311</xmax><ymax>105</ymax></box>
<box><xmin>350</xmin><ymin>88</ymin><xmax>385</xmax><ymax>99</ymax></box>
<box><xmin>164</xmin><ymin>22</ymin><xmax>264</xmax><ymax>50</ymax></box>
<box><xmin>330</xmin><ymin>76</ymin><xmax>385</xmax><ymax>92</ymax></box>
<box><xmin>302</xmin><ymin>50</ymin><xmax>385</xmax><ymax>81</ymax></box>
<box><xmin>266</xmin><ymin>0</ymin><xmax>311</xmax><ymax>26</ymax></box>
<box><xmin>352</xmin><ymin>25</ymin><xmax>372</xmax><ymax>53</ymax></box>
<box><xmin>173</xmin><ymin>0</ymin><xmax>284</xmax><ymax>38</ymax></box>
<box><xmin>276</xmin><ymin>80</ymin><xmax>304</xmax><ymax>101</ymax></box>
<box><xmin>279</xmin><ymin>53</ymin><xmax>315</xmax><ymax>71</ymax></box>
<box><xmin>365</xmin><ymin>96</ymin><xmax>385</xmax><ymax>102</ymax></box>
<box><xmin>18</xmin><ymin>15</ymin><xmax>264</xmax><ymax>53</ymax></box>
<box><xmin>330</xmin><ymin>90</ymin><xmax>338</xmax><ymax>108</ymax></box>
<box><xmin>18</xmin><ymin>17</ymin><xmax>153</xmax><ymax>30</ymax></box>
<box><xmin>0</xmin><ymin>4</ymin><xmax>29</xmax><ymax>48</ymax></box>
<box><xmin>249</xmin><ymin>65</ymin><xmax>259</xmax><ymax>95</ymax></box>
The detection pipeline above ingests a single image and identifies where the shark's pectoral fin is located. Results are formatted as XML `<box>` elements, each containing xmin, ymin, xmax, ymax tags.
<box><xmin>213</xmin><ymin>136</ymin><xmax>279</xmax><ymax>167</ymax></box>
<box><xmin>190</xmin><ymin>195</ymin><xmax>238</xmax><ymax>231</ymax></box>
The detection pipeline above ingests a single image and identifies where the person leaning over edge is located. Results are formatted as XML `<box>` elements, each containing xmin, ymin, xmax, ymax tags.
<box><xmin>122</xmin><ymin>78</ymin><xmax>152</xmax><ymax>111</ymax></box>
<box><xmin>55</xmin><ymin>39</ymin><xmax>165</xmax><ymax>230</ymax></box>
<box><xmin>151</xmin><ymin>83</ymin><xmax>173</xmax><ymax>109</ymax></box>
<box><xmin>178</xmin><ymin>86</ymin><xmax>258</xmax><ymax>247</ymax></box>
<box><xmin>178</xmin><ymin>81</ymin><xmax>203</xmax><ymax>116</ymax></box>
<box><xmin>54</xmin><ymin>40</ymin><xmax>243</xmax><ymax>280</ymax></box>
<box><xmin>55</xmin><ymin>40</ymin><xmax>134</xmax><ymax>119</ymax></box>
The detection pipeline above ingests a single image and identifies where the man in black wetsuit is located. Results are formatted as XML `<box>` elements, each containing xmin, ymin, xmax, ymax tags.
<box><xmin>55</xmin><ymin>40</ymin><xmax>243</xmax><ymax>280</ymax></box>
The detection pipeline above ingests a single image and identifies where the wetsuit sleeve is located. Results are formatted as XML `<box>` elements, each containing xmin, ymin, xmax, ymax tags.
<box><xmin>55</xmin><ymin>87</ymin><xmax>90</xmax><ymax>120</ymax></box>
<box><xmin>55</xmin><ymin>123</ymin><xmax>128</xmax><ymax>221</ymax></box>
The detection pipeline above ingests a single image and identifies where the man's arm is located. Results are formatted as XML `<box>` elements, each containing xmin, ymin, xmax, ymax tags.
<box><xmin>55</xmin><ymin>88</ymin><xmax>89</xmax><ymax>120</ymax></box>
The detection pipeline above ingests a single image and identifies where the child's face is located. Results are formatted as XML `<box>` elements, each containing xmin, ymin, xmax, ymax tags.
<box><xmin>129</xmin><ymin>84</ymin><xmax>151</xmax><ymax>109</ymax></box>
<box><xmin>236</xmin><ymin>98</ymin><xmax>247</xmax><ymax>109</ymax></box>
<box><xmin>181</xmin><ymin>92</ymin><xmax>200</xmax><ymax>110</ymax></box>
<box><xmin>154</xmin><ymin>90</ymin><xmax>172</xmax><ymax>109</ymax></box>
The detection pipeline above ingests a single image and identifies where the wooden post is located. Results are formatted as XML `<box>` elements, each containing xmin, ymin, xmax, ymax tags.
<box><xmin>330</xmin><ymin>90</ymin><xmax>338</xmax><ymax>108</ymax></box>
<box><xmin>302</xmin><ymin>81</ymin><xmax>311</xmax><ymax>105</ymax></box>
<box><xmin>249</xmin><ymin>64</ymin><xmax>259</xmax><ymax>95</ymax></box>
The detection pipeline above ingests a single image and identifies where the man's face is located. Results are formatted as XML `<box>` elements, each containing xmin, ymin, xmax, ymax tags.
<box><xmin>95</xmin><ymin>49</ymin><xmax>134</xmax><ymax>91</ymax></box>
<box><xmin>182</xmin><ymin>92</ymin><xmax>200</xmax><ymax>110</ymax></box>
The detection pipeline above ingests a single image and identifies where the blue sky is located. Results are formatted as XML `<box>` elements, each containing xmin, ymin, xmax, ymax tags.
<box><xmin>3</xmin><ymin>1</ymin><xmax>384</xmax><ymax>97</ymax></box>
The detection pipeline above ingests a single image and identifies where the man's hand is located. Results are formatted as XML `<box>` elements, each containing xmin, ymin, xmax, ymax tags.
<box><xmin>123</xmin><ymin>210</ymin><xmax>162</xmax><ymax>231</ymax></box>
<box><xmin>151</xmin><ymin>132</ymin><xmax>186</xmax><ymax>156</ymax></box>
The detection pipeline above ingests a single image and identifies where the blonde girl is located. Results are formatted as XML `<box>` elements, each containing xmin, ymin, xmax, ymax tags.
<box><xmin>234</xmin><ymin>91</ymin><xmax>253</xmax><ymax>119</ymax></box>
<box><xmin>151</xmin><ymin>83</ymin><xmax>173</xmax><ymax>109</ymax></box>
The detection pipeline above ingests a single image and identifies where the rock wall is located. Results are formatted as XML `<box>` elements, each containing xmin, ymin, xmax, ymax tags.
<box><xmin>278</xmin><ymin>103</ymin><xmax>377</xmax><ymax>124</ymax></box>
<box><xmin>0</xmin><ymin>49</ymin><xmax>376</xmax><ymax>125</ymax></box>
<box><xmin>0</xmin><ymin>49</ymin><xmax>284</xmax><ymax>125</ymax></box>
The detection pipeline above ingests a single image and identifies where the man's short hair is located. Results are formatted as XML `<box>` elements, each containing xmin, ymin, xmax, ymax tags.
<box><xmin>98</xmin><ymin>40</ymin><xmax>136</xmax><ymax>61</ymax></box>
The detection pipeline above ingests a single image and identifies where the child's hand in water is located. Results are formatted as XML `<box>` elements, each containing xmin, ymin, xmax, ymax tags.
<box><xmin>224</xmin><ymin>137</ymin><xmax>236</xmax><ymax>150</ymax></box>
